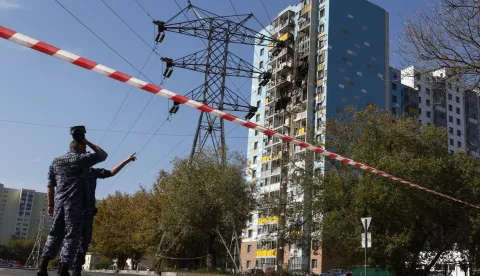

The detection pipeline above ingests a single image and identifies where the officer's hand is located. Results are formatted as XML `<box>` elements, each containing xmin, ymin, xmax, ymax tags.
<box><xmin>47</xmin><ymin>206</ymin><xmax>54</xmax><ymax>216</ymax></box>
<box><xmin>128</xmin><ymin>153</ymin><xmax>137</xmax><ymax>162</ymax></box>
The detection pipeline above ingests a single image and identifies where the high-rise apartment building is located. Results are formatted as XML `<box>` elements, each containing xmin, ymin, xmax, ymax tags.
<box><xmin>0</xmin><ymin>184</ymin><xmax>52</xmax><ymax>244</ymax></box>
<box><xmin>243</xmin><ymin>0</ymin><xmax>389</xmax><ymax>273</ymax></box>
<box><xmin>398</xmin><ymin>66</ymin><xmax>480</xmax><ymax>158</ymax></box>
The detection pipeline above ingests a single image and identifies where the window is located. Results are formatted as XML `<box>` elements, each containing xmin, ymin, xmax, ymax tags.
<box><xmin>260</xmin><ymin>48</ymin><xmax>264</xmax><ymax>56</ymax></box>
<box><xmin>426</xmin><ymin>99</ymin><xmax>431</xmax><ymax>106</ymax></box>
<box><xmin>254</xmin><ymin>142</ymin><xmax>258</xmax><ymax>150</ymax></box>
<box><xmin>259</xmin><ymin>61</ymin><xmax>264</xmax><ymax>69</ymax></box>
<box><xmin>427</xmin><ymin>111</ymin><xmax>431</xmax><ymax>118</ymax></box>
<box><xmin>246</xmin><ymin>261</ymin><xmax>251</xmax><ymax>269</ymax></box>
<box><xmin>319</xmin><ymin>24</ymin><xmax>325</xmax><ymax>33</ymax></box>
<box><xmin>247</xmin><ymin>245</ymin><xmax>252</xmax><ymax>253</ymax></box>
<box><xmin>318</xmin><ymin>69</ymin><xmax>324</xmax><ymax>79</ymax></box>
<box><xmin>456</xmin><ymin>96</ymin><xmax>460</xmax><ymax>103</ymax></box>
<box><xmin>248</xmin><ymin>230</ymin><xmax>252</xmax><ymax>238</ymax></box>
<box><xmin>257</xmin><ymin>87</ymin><xmax>262</xmax><ymax>96</ymax></box>
<box><xmin>458</xmin><ymin>141</ymin><xmax>462</xmax><ymax>147</ymax></box>
<box><xmin>255</xmin><ymin>130</ymin><xmax>259</xmax><ymax>136</ymax></box>
<box><xmin>449</xmin><ymin>116</ymin><xmax>453</xmax><ymax>123</ymax></box>
<box><xmin>252</xmin><ymin>170</ymin><xmax>256</xmax><ymax>178</ymax></box>
<box><xmin>257</xmin><ymin>100</ymin><xmax>261</xmax><ymax>108</ymax></box>
<box><xmin>450</xmin><ymin>139</ymin><xmax>454</xmax><ymax>146</ymax></box>
<box><xmin>418</xmin><ymin>96</ymin><xmax>422</xmax><ymax>103</ymax></box>
<box><xmin>415</xmin><ymin>73</ymin><xmax>421</xmax><ymax>80</ymax></box>
<box><xmin>320</xmin><ymin>8</ymin><xmax>325</xmax><ymax>18</ymax></box>
<box><xmin>457</xmin><ymin>130</ymin><xmax>461</xmax><ymax>137</ymax></box>
<box><xmin>449</xmin><ymin>127</ymin><xmax>453</xmax><ymax>134</ymax></box>
<box><xmin>392</xmin><ymin>95</ymin><xmax>397</xmax><ymax>103</ymax></box>
<box><xmin>256</xmin><ymin>114</ymin><xmax>260</xmax><ymax>122</ymax></box>
<box><xmin>456</xmin><ymin>107</ymin><xmax>460</xmax><ymax>114</ymax></box>
<box><xmin>419</xmin><ymin>108</ymin><xmax>422</xmax><ymax>115</ymax></box>
<box><xmin>448</xmin><ymin>82</ymin><xmax>452</xmax><ymax>89</ymax></box>
<box><xmin>448</xmin><ymin>93</ymin><xmax>452</xmax><ymax>100</ymax></box>
<box><xmin>456</xmin><ymin>86</ymin><xmax>460</xmax><ymax>92</ymax></box>
<box><xmin>253</xmin><ymin>156</ymin><xmax>257</xmax><ymax>164</ymax></box>
<box><xmin>417</xmin><ymin>85</ymin><xmax>421</xmax><ymax>92</ymax></box>
<box><xmin>426</xmin><ymin>88</ymin><xmax>430</xmax><ymax>95</ymax></box>
<box><xmin>449</xmin><ymin>105</ymin><xmax>453</xmax><ymax>111</ymax></box>
<box><xmin>457</xmin><ymin>118</ymin><xmax>461</xmax><ymax>125</ymax></box>
<box><xmin>392</xmin><ymin>83</ymin><xmax>397</xmax><ymax>91</ymax></box>
<box><xmin>392</xmin><ymin>108</ymin><xmax>397</xmax><ymax>115</ymax></box>
<box><xmin>312</xmin><ymin>259</ymin><xmax>318</xmax><ymax>269</ymax></box>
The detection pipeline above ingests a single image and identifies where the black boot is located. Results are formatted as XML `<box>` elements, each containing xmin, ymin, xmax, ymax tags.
<box><xmin>71</xmin><ymin>265</ymin><xmax>82</xmax><ymax>276</ymax></box>
<box><xmin>57</xmin><ymin>263</ymin><xmax>70</xmax><ymax>276</ymax></box>
<box><xmin>37</xmin><ymin>257</ymin><xmax>50</xmax><ymax>276</ymax></box>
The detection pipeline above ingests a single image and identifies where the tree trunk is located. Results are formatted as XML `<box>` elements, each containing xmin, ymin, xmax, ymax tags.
<box><xmin>207</xmin><ymin>232</ymin><xmax>217</xmax><ymax>269</ymax></box>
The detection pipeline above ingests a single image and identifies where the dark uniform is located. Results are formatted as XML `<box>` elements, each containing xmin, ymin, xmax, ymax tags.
<box><xmin>73</xmin><ymin>168</ymin><xmax>113</xmax><ymax>271</ymax></box>
<box><xmin>42</xmin><ymin>150</ymin><xmax>107</xmax><ymax>265</ymax></box>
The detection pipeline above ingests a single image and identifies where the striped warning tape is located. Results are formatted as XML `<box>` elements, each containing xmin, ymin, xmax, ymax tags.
<box><xmin>0</xmin><ymin>25</ymin><xmax>478</xmax><ymax>210</ymax></box>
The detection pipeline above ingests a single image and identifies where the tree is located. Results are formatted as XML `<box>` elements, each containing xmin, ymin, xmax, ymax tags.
<box><xmin>317</xmin><ymin>106</ymin><xmax>480</xmax><ymax>276</ymax></box>
<box><xmin>398</xmin><ymin>0</ymin><xmax>480</xmax><ymax>88</ymax></box>
<box><xmin>91</xmin><ymin>190</ymin><xmax>154</xmax><ymax>269</ymax></box>
<box><xmin>95</xmin><ymin>257</ymin><xmax>112</xmax><ymax>270</ymax></box>
<box><xmin>0</xmin><ymin>237</ymin><xmax>36</xmax><ymax>264</ymax></box>
<box><xmin>154</xmin><ymin>148</ymin><xmax>256</xmax><ymax>270</ymax></box>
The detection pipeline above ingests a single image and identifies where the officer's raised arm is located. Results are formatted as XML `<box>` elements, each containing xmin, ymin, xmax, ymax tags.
<box><xmin>77</xmin><ymin>139</ymin><xmax>108</xmax><ymax>167</ymax></box>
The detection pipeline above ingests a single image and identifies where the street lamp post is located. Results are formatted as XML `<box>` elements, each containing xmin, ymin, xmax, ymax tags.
<box><xmin>361</xmin><ymin>217</ymin><xmax>372</xmax><ymax>276</ymax></box>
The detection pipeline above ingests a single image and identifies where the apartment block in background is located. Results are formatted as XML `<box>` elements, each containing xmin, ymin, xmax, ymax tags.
<box><xmin>0</xmin><ymin>183</ymin><xmax>53</xmax><ymax>244</ymax></box>
<box><xmin>400</xmin><ymin>66</ymin><xmax>480</xmax><ymax>157</ymax></box>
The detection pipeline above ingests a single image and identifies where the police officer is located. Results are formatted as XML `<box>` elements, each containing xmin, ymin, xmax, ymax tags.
<box><xmin>37</xmin><ymin>138</ymin><xmax>108</xmax><ymax>276</ymax></box>
<box><xmin>71</xmin><ymin>152</ymin><xmax>137</xmax><ymax>276</ymax></box>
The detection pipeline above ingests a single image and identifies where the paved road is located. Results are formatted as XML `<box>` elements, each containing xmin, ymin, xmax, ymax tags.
<box><xmin>0</xmin><ymin>268</ymin><xmax>115</xmax><ymax>276</ymax></box>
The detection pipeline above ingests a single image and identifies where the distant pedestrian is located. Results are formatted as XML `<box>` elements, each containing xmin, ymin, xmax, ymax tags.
<box><xmin>72</xmin><ymin>152</ymin><xmax>136</xmax><ymax>276</ymax></box>
<box><xmin>37</xmin><ymin>138</ymin><xmax>108</xmax><ymax>276</ymax></box>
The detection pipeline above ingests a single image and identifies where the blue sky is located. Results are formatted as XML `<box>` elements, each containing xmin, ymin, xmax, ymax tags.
<box><xmin>0</xmin><ymin>0</ymin><xmax>426</xmax><ymax>198</ymax></box>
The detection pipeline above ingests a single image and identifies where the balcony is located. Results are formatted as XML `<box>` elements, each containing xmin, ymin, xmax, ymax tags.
<box><xmin>295</xmin><ymin>127</ymin><xmax>306</xmax><ymax>136</ymax></box>
<box><xmin>272</xmin><ymin>60</ymin><xmax>293</xmax><ymax>75</ymax></box>
<box><xmin>266</xmin><ymin>81</ymin><xmax>277</xmax><ymax>92</ymax></box>
<box><xmin>276</xmin><ymin>75</ymin><xmax>293</xmax><ymax>88</ymax></box>
<box><xmin>271</xmin><ymin>167</ymin><xmax>281</xmax><ymax>176</ymax></box>
<box><xmin>268</xmin><ymin>47</ymin><xmax>293</xmax><ymax>63</ymax></box>
<box><xmin>299</xmin><ymin>19</ymin><xmax>310</xmax><ymax>32</ymax></box>
<box><xmin>295</xmin><ymin>110</ymin><xmax>307</xmax><ymax>121</ymax></box>
<box><xmin>261</xmin><ymin>170</ymin><xmax>271</xmax><ymax>178</ymax></box>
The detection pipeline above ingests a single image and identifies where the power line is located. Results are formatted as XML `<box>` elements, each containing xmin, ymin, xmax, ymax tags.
<box><xmin>98</xmin><ymin>47</ymin><xmax>158</xmax><ymax>145</ymax></box>
<box><xmin>134</xmin><ymin>0</ymin><xmax>155</xmax><ymax>20</ymax></box>
<box><xmin>52</xmin><ymin>0</ymin><xmax>156</xmax><ymax>84</ymax></box>
<box><xmin>259</xmin><ymin>0</ymin><xmax>273</xmax><ymax>24</ymax></box>
<box><xmin>100</xmin><ymin>118</ymin><xmax>170</xmax><ymax>195</ymax></box>
<box><xmin>100</xmin><ymin>0</ymin><xmax>160</xmax><ymax>54</ymax></box>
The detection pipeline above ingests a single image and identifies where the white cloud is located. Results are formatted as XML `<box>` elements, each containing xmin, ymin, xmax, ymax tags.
<box><xmin>0</xmin><ymin>0</ymin><xmax>23</xmax><ymax>10</ymax></box>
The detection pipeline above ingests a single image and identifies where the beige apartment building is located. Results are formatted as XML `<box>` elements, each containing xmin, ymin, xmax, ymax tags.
<box><xmin>0</xmin><ymin>183</ymin><xmax>53</xmax><ymax>244</ymax></box>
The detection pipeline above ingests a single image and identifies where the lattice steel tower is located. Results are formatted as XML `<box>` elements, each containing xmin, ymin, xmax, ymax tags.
<box><xmin>25</xmin><ymin>212</ymin><xmax>47</xmax><ymax>268</ymax></box>
<box><xmin>154</xmin><ymin>2</ymin><xmax>284</xmax><ymax>160</ymax></box>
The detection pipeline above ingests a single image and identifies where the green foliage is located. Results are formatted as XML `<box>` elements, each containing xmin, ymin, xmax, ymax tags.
<box><xmin>317</xmin><ymin>106</ymin><xmax>480</xmax><ymax>275</ymax></box>
<box><xmin>92</xmin><ymin>190</ymin><xmax>155</xmax><ymax>270</ymax></box>
<box><xmin>95</xmin><ymin>256</ymin><xmax>112</xmax><ymax>270</ymax></box>
<box><xmin>154</xmin><ymin>148</ymin><xmax>256</xmax><ymax>268</ymax></box>
<box><xmin>0</xmin><ymin>237</ymin><xmax>36</xmax><ymax>264</ymax></box>
<box><xmin>91</xmin><ymin>149</ymin><xmax>254</xmax><ymax>270</ymax></box>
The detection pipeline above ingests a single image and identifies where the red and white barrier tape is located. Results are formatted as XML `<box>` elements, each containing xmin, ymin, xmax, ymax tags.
<box><xmin>1</xmin><ymin>26</ymin><xmax>478</xmax><ymax>209</ymax></box>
